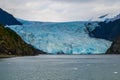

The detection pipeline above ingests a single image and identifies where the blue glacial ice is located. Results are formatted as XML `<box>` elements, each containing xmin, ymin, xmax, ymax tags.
<box><xmin>7</xmin><ymin>20</ymin><xmax>112</xmax><ymax>54</ymax></box>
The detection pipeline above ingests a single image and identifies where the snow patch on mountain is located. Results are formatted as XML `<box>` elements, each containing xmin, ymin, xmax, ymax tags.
<box><xmin>105</xmin><ymin>14</ymin><xmax>120</xmax><ymax>23</ymax></box>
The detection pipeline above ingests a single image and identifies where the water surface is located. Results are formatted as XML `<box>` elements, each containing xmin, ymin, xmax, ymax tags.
<box><xmin>0</xmin><ymin>55</ymin><xmax>120</xmax><ymax>80</ymax></box>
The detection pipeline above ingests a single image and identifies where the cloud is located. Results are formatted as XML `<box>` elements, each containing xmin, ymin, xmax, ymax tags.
<box><xmin>51</xmin><ymin>0</ymin><xmax>95</xmax><ymax>3</ymax></box>
<box><xmin>0</xmin><ymin>0</ymin><xmax>120</xmax><ymax>22</ymax></box>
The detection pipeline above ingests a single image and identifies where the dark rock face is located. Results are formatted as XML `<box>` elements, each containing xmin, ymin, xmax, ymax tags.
<box><xmin>0</xmin><ymin>24</ymin><xmax>46</xmax><ymax>56</ymax></box>
<box><xmin>106</xmin><ymin>37</ymin><xmax>120</xmax><ymax>54</ymax></box>
<box><xmin>90</xmin><ymin>19</ymin><xmax>120</xmax><ymax>41</ymax></box>
<box><xmin>0</xmin><ymin>8</ymin><xmax>22</xmax><ymax>26</ymax></box>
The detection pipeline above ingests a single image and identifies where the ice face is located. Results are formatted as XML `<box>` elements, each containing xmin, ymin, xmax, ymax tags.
<box><xmin>7</xmin><ymin>20</ymin><xmax>112</xmax><ymax>54</ymax></box>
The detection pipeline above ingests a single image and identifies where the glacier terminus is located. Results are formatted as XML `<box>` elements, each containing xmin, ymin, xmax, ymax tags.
<box><xmin>7</xmin><ymin>19</ymin><xmax>112</xmax><ymax>54</ymax></box>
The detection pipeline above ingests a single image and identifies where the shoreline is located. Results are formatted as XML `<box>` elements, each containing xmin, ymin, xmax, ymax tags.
<box><xmin>0</xmin><ymin>54</ymin><xmax>120</xmax><ymax>59</ymax></box>
<box><xmin>0</xmin><ymin>54</ymin><xmax>16</xmax><ymax>59</ymax></box>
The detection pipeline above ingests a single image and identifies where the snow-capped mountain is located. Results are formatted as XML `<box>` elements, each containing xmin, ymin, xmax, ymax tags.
<box><xmin>1</xmin><ymin>8</ymin><xmax>120</xmax><ymax>54</ymax></box>
<box><xmin>90</xmin><ymin>13</ymin><xmax>120</xmax><ymax>41</ymax></box>
<box><xmin>105</xmin><ymin>14</ymin><xmax>120</xmax><ymax>23</ymax></box>
<box><xmin>7</xmin><ymin>20</ymin><xmax>111</xmax><ymax>54</ymax></box>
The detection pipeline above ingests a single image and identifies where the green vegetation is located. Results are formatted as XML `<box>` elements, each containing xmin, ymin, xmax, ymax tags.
<box><xmin>0</xmin><ymin>24</ymin><xmax>46</xmax><ymax>56</ymax></box>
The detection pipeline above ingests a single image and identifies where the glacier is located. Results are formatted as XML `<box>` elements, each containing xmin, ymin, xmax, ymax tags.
<box><xmin>7</xmin><ymin>19</ymin><xmax>112</xmax><ymax>54</ymax></box>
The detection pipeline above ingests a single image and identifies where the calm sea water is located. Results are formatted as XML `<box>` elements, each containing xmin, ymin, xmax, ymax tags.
<box><xmin>0</xmin><ymin>55</ymin><xmax>120</xmax><ymax>80</ymax></box>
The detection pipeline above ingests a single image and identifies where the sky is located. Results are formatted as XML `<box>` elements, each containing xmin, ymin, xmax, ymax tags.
<box><xmin>0</xmin><ymin>0</ymin><xmax>120</xmax><ymax>22</ymax></box>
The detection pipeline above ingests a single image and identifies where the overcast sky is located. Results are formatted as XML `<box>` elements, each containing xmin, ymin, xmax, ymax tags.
<box><xmin>0</xmin><ymin>0</ymin><xmax>120</xmax><ymax>22</ymax></box>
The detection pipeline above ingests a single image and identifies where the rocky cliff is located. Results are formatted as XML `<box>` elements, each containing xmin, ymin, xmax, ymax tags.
<box><xmin>0</xmin><ymin>24</ymin><xmax>46</xmax><ymax>56</ymax></box>
<box><xmin>106</xmin><ymin>37</ymin><xmax>120</xmax><ymax>54</ymax></box>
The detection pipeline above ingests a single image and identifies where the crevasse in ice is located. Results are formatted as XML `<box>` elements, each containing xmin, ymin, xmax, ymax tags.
<box><xmin>7</xmin><ymin>20</ymin><xmax>112</xmax><ymax>54</ymax></box>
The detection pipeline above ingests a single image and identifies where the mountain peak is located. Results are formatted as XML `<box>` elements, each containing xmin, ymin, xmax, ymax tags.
<box><xmin>0</xmin><ymin>8</ymin><xmax>22</xmax><ymax>26</ymax></box>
